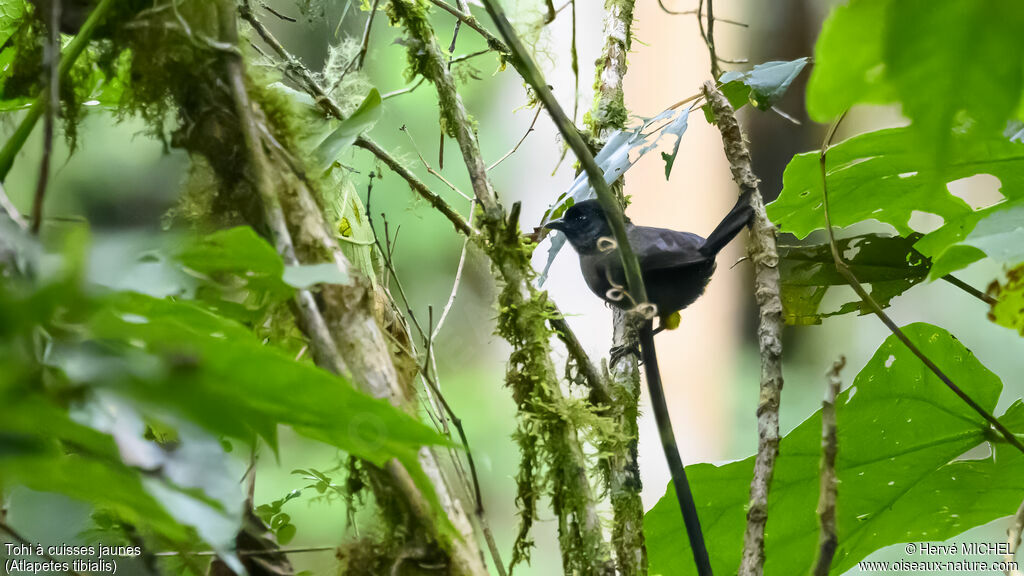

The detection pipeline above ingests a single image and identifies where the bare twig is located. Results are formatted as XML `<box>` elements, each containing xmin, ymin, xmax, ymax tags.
<box><xmin>355</xmin><ymin>0</ymin><xmax>379</xmax><ymax>70</ymax></box>
<box><xmin>356</xmin><ymin>137</ymin><xmax>473</xmax><ymax>235</ymax></box>
<box><xmin>812</xmin><ymin>356</ymin><xmax>845</xmax><ymax>576</ymax></box>
<box><xmin>400</xmin><ymin>125</ymin><xmax>472</xmax><ymax>200</ymax></box>
<box><xmin>450</xmin><ymin>48</ymin><xmax>492</xmax><ymax>64</ymax></box>
<box><xmin>550</xmin><ymin>0</ymin><xmax>578</xmax><ymax>176</ymax></box>
<box><xmin>431</xmin><ymin>208</ymin><xmax>474</xmax><ymax>340</ymax></box>
<box><xmin>657</xmin><ymin>0</ymin><xmax>747</xmax><ymax>26</ymax></box>
<box><xmin>548</xmin><ymin>314</ymin><xmax>612</xmax><ymax>406</ymax></box>
<box><xmin>703</xmin><ymin>82</ymin><xmax>784</xmax><ymax>576</ymax></box>
<box><xmin>696</xmin><ymin>0</ymin><xmax>721</xmax><ymax>79</ymax></box>
<box><xmin>487</xmin><ymin>106</ymin><xmax>542</xmax><ymax>171</ymax></box>
<box><xmin>156</xmin><ymin>545</ymin><xmax>336</xmax><ymax>557</ymax></box>
<box><xmin>425</xmin><ymin>0</ymin><xmax>510</xmax><ymax>55</ymax></box>
<box><xmin>259</xmin><ymin>1</ymin><xmax>296</xmax><ymax>22</ymax></box>
<box><xmin>1005</xmin><ymin>500</ymin><xmax>1024</xmax><ymax>576</ymax></box>
<box><xmin>327</xmin><ymin>0</ymin><xmax>380</xmax><ymax>96</ymax></box>
<box><xmin>383</xmin><ymin>77</ymin><xmax>426</xmax><ymax>100</ymax></box>
<box><xmin>818</xmin><ymin>112</ymin><xmax>1024</xmax><ymax>456</ymax></box>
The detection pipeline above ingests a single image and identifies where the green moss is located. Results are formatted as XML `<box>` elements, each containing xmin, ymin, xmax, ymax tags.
<box><xmin>384</xmin><ymin>0</ymin><xmax>469</xmax><ymax>140</ymax></box>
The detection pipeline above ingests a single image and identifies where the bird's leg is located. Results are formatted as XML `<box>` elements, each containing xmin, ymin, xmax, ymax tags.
<box><xmin>609</xmin><ymin>342</ymin><xmax>642</xmax><ymax>367</ymax></box>
<box><xmin>608</xmin><ymin>304</ymin><xmax>659</xmax><ymax>367</ymax></box>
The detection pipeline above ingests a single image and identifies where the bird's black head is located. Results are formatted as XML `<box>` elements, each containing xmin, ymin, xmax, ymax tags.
<box><xmin>543</xmin><ymin>199</ymin><xmax>615</xmax><ymax>254</ymax></box>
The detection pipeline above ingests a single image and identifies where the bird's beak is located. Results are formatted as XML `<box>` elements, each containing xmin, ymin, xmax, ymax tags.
<box><xmin>543</xmin><ymin>219</ymin><xmax>566</xmax><ymax>232</ymax></box>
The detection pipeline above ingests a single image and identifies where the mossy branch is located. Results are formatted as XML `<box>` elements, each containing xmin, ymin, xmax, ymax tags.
<box><xmin>481</xmin><ymin>3</ymin><xmax>713</xmax><ymax>575</ymax></box>
<box><xmin>386</xmin><ymin>1</ymin><xmax>616</xmax><ymax>572</ymax></box>
<box><xmin>588</xmin><ymin>1</ymin><xmax>646</xmax><ymax>574</ymax></box>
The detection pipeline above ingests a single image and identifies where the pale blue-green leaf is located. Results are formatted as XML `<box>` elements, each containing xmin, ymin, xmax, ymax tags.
<box><xmin>537</xmin><ymin>109</ymin><xmax>688</xmax><ymax>283</ymax></box>
<box><xmin>744</xmin><ymin>57</ymin><xmax>809</xmax><ymax>110</ymax></box>
<box><xmin>312</xmin><ymin>88</ymin><xmax>382</xmax><ymax>173</ymax></box>
<box><xmin>661</xmin><ymin>108</ymin><xmax>690</xmax><ymax>179</ymax></box>
<box><xmin>959</xmin><ymin>203</ymin><xmax>1024</xmax><ymax>264</ymax></box>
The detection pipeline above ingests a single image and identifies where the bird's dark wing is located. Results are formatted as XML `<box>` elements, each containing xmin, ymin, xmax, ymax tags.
<box><xmin>627</xmin><ymin>225</ymin><xmax>710</xmax><ymax>272</ymax></box>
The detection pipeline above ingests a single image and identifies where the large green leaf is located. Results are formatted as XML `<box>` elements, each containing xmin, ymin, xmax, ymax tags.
<box><xmin>767</xmin><ymin>127</ymin><xmax>1024</xmax><ymax>278</ymax></box>
<box><xmin>883</xmin><ymin>0</ymin><xmax>1024</xmax><ymax>172</ymax></box>
<box><xmin>806</xmin><ymin>0</ymin><xmax>893</xmax><ymax>121</ymax></box>
<box><xmin>645</xmin><ymin>323</ymin><xmax>1022</xmax><ymax>576</ymax></box>
<box><xmin>808</xmin><ymin>0</ymin><xmax>1024</xmax><ymax>128</ymax></box>
<box><xmin>808</xmin><ymin>0</ymin><xmax>1024</xmax><ymax>188</ymax></box>
<box><xmin>0</xmin><ymin>0</ymin><xmax>25</xmax><ymax>48</ymax></box>
<box><xmin>779</xmin><ymin>233</ymin><xmax>928</xmax><ymax>325</ymax></box>
<box><xmin>175</xmin><ymin>226</ymin><xmax>292</xmax><ymax>302</ymax></box>
<box><xmin>86</xmin><ymin>292</ymin><xmax>448</xmax><ymax>463</ymax></box>
<box><xmin>0</xmin><ymin>397</ymin><xmax>189</xmax><ymax>542</ymax></box>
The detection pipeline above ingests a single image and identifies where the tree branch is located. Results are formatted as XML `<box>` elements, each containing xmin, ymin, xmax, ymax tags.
<box><xmin>221</xmin><ymin>5</ymin><xmax>488</xmax><ymax>574</ymax></box>
<box><xmin>388</xmin><ymin>1</ymin><xmax>614</xmax><ymax>571</ymax></box>
<box><xmin>588</xmin><ymin>1</ymin><xmax>647</xmax><ymax>573</ymax></box>
<box><xmin>703</xmin><ymin>81</ymin><xmax>785</xmax><ymax>576</ymax></box>
<box><xmin>238</xmin><ymin>5</ymin><xmax>474</xmax><ymax>236</ymax></box>
<box><xmin>425</xmin><ymin>0</ymin><xmax>510</xmax><ymax>55</ymax></box>
<box><xmin>481</xmin><ymin>2</ymin><xmax>712</xmax><ymax>575</ymax></box>
<box><xmin>812</xmin><ymin>356</ymin><xmax>844</xmax><ymax>576</ymax></box>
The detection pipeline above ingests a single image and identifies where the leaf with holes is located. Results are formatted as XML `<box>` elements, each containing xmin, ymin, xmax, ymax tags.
<box><xmin>645</xmin><ymin>322</ymin><xmax>1023</xmax><ymax>576</ymax></box>
<box><xmin>779</xmin><ymin>233</ymin><xmax>929</xmax><ymax>325</ymax></box>
<box><xmin>768</xmin><ymin>127</ymin><xmax>1024</xmax><ymax>279</ymax></box>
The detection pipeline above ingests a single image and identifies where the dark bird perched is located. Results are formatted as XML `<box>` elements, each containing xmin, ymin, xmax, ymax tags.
<box><xmin>544</xmin><ymin>190</ymin><xmax>754</xmax><ymax>329</ymax></box>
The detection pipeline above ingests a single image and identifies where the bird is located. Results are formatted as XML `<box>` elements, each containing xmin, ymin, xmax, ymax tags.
<box><xmin>543</xmin><ymin>190</ymin><xmax>754</xmax><ymax>331</ymax></box>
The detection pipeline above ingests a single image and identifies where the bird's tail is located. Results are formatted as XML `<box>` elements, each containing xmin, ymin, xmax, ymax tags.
<box><xmin>700</xmin><ymin>189</ymin><xmax>755</xmax><ymax>257</ymax></box>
